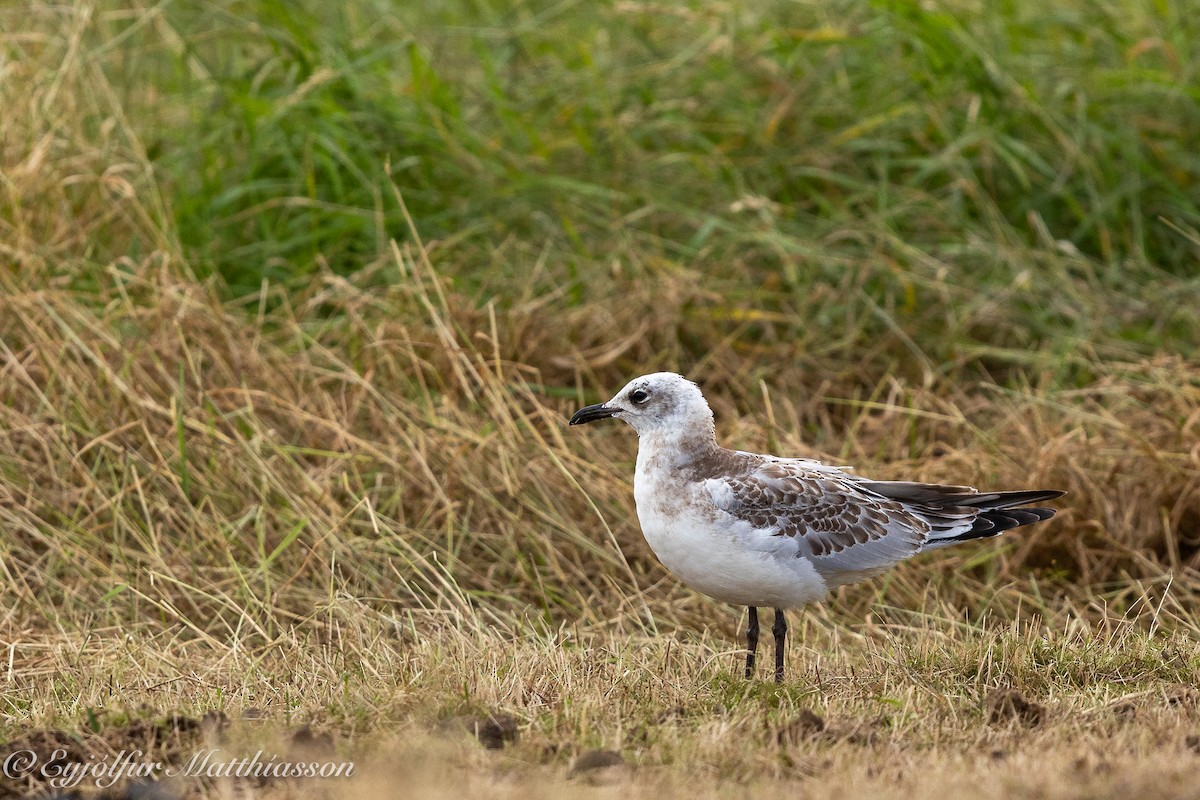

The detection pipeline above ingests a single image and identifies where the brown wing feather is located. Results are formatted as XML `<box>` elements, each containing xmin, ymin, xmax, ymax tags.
<box><xmin>699</xmin><ymin>451</ymin><xmax>1063</xmax><ymax>582</ymax></box>
<box><xmin>709</xmin><ymin>460</ymin><xmax>931</xmax><ymax>561</ymax></box>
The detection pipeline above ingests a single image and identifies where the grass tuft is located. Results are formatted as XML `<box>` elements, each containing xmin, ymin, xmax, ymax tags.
<box><xmin>2</xmin><ymin>1</ymin><xmax>1200</xmax><ymax>797</ymax></box>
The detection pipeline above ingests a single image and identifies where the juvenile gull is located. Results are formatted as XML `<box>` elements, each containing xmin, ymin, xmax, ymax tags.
<box><xmin>569</xmin><ymin>372</ymin><xmax>1064</xmax><ymax>683</ymax></box>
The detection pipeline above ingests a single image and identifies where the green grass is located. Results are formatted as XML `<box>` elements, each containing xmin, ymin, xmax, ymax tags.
<box><xmin>35</xmin><ymin>0</ymin><xmax>1199</xmax><ymax>364</ymax></box>
<box><xmin>2</xmin><ymin>1</ymin><xmax>1200</xmax><ymax>798</ymax></box>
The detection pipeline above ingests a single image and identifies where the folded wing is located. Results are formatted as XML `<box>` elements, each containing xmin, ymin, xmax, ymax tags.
<box><xmin>704</xmin><ymin>458</ymin><xmax>1062</xmax><ymax>587</ymax></box>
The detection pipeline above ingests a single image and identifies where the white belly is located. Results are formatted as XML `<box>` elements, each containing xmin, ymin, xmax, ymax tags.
<box><xmin>633</xmin><ymin>479</ymin><xmax>828</xmax><ymax>609</ymax></box>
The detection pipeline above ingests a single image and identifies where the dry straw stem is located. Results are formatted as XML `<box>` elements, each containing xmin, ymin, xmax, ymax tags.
<box><xmin>2</xmin><ymin>2</ymin><xmax>1200</xmax><ymax>797</ymax></box>
<box><xmin>3</xmin><ymin>228</ymin><xmax>1200</xmax><ymax>795</ymax></box>
<box><xmin>3</xmin><ymin>613</ymin><xmax>1200</xmax><ymax>799</ymax></box>
<box><xmin>2</xmin><ymin>236</ymin><xmax>1199</xmax><ymax>640</ymax></box>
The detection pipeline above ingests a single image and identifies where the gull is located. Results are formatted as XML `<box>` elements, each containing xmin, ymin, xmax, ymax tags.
<box><xmin>569</xmin><ymin>372</ymin><xmax>1064</xmax><ymax>683</ymax></box>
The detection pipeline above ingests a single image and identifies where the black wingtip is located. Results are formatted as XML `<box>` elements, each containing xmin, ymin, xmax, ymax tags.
<box><xmin>941</xmin><ymin>505</ymin><xmax>1060</xmax><ymax>545</ymax></box>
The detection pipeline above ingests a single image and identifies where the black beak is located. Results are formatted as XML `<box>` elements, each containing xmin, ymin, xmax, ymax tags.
<box><xmin>569</xmin><ymin>403</ymin><xmax>619</xmax><ymax>426</ymax></box>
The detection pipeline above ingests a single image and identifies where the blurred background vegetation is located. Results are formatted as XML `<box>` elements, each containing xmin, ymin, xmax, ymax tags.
<box><xmin>16</xmin><ymin>1</ymin><xmax>1200</xmax><ymax>363</ymax></box>
<box><xmin>2</xmin><ymin>0</ymin><xmax>1199</xmax><ymax>642</ymax></box>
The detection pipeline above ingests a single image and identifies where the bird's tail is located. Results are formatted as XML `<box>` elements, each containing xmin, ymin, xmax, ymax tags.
<box><xmin>859</xmin><ymin>482</ymin><xmax>1064</xmax><ymax>551</ymax></box>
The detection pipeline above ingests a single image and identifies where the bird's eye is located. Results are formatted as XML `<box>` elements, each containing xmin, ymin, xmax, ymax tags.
<box><xmin>630</xmin><ymin>389</ymin><xmax>649</xmax><ymax>404</ymax></box>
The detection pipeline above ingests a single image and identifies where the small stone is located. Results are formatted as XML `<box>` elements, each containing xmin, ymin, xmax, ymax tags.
<box><xmin>440</xmin><ymin>713</ymin><xmax>519</xmax><ymax>749</ymax></box>
<box><xmin>568</xmin><ymin>750</ymin><xmax>630</xmax><ymax>785</ymax></box>
<box><xmin>290</xmin><ymin>725</ymin><xmax>335</xmax><ymax>757</ymax></box>
<box><xmin>157</xmin><ymin>714</ymin><xmax>200</xmax><ymax>734</ymax></box>
<box><xmin>776</xmin><ymin>708</ymin><xmax>826</xmax><ymax>745</ymax></box>
<box><xmin>985</xmin><ymin>689</ymin><xmax>1044</xmax><ymax>728</ymax></box>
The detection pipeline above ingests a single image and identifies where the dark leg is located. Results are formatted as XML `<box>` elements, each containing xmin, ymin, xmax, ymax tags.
<box><xmin>773</xmin><ymin>608</ymin><xmax>788</xmax><ymax>684</ymax></box>
<box><xmin>745</xmin><ymin>607</ymin><xmax>759</xmax><ymax>679</ymax></box>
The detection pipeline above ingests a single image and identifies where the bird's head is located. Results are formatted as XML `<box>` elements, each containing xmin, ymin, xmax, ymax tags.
<box><xmin>568</xmin><ymin>372</ymin><xmax>714</xmax><ymax>438</ymax></box>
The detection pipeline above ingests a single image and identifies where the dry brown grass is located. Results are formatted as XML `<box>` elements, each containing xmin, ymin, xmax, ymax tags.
<box><xmin>3</xmin><ymin>243</ymin><xmax>1199</xmax><ymax>639</ymax></box>
<box><xmin>3</xmin><ymin>2</ymin><xmax>1200</xmax><ymax>797</ymax></box>
<box><xmin>3</xmin><ymin>612</ymin><xmax>1200</xmax><ymax>798</ymax></box>
<box><xmin>3</xmin><ymin>229</ymin><xmax>1200</xmax><ymax>796</ymax></box>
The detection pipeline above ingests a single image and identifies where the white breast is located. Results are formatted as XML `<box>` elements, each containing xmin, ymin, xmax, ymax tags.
<box><xmin>633</xmin><ymin>449</ymin><xmax>828</xmax><ymax>609</ymax></box>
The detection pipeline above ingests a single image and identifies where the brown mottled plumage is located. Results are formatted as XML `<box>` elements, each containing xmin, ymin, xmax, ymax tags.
<box><xmin>570</xmin><ymin>372</ymin><xmax>1064</xmax><ymax>682</ymax></box>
